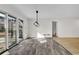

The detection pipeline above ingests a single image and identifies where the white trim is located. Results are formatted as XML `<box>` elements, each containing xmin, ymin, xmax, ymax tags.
<box><xmin>6</xmin><ymin>13</ymin><xmax>9</xmax><ymax>49</ymax></box>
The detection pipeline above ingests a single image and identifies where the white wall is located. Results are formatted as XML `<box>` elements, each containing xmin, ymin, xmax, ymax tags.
<box><xmin>37</xmin><ymin>18</ymin><xmax>52</xmax><ymax>37</ymax></box>
<box><xmin>28</xmin><ymin>18</ymin><xmax>79</xmax><ymax>38</ymax></box>
<box><xmin>23</xmin><ymin>18</ymin><xmax>28</xmax><ymax>39</ymax></box>
<box><xmin>28</xmin><ymin>18</ymin><xmax>38</xmax><ymax>37</ymax></box>
<box><xmin>57</xmin><ymin>19</ymin><xmax>79</xmax><ymax>37</ymax></box>
<box><xmin>28</xmin><ymin>18</ymin><xmax>52</xmax><ymax>38</ymax></box>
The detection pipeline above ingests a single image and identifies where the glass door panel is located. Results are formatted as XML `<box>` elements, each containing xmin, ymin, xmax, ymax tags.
<box><xmin>8</xmin><ymin>15</ymin><xmax>17</xmax><ymax>47</ymax></box>
<box><xmin>0</xmin><ymin>12</ymin><xmax>6</xmax><ymax>53</ymax></box>
<box><xmin>18</xmin><ymin>19</ymin><xmax>23</xmax><ymax>42</ymax></box>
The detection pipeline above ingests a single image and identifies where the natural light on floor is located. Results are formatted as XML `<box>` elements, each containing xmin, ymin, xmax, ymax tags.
<box><xmin>37</xmin><ymin>32</ymin><xmax>47</xmax><ymax>43</ymax></box>
<box><xmin>37</xmin><ymin>32</ymin><xmax>44</xmax><ymax>38</ymax></box>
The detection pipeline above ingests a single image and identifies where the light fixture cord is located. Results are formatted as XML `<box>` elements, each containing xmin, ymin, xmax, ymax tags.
<box><xmin>36</xmin><ymin>10</ymin><xmax>38</xmax><ymax>21</ymax></box>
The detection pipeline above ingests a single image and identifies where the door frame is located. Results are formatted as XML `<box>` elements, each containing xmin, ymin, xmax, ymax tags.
<box><xmin>52</xmin><ymin>21</ymin><xmax>57</xmax><ymax>37</ymax></box>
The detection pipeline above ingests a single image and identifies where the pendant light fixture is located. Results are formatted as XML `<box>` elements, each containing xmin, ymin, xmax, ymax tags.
<box><xmin>33</xmin><ymin>10</ymin><xmax>40</xmax><ymax>27</ymax></box>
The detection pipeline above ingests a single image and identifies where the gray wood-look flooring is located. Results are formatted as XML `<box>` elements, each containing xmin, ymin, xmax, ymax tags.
<box><xmin>8</xmin><ymin>38</ymin><xmax>54</xmax><ymax>55</ymax></box>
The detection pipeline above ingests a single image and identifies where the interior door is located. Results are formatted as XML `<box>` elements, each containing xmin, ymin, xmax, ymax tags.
<box><xmin>52</xmin><ymin>21</ymin><xmax>57</xmax><ymax>37</ymax></box>
<box><xmin>8</xmin><ymin>15</ymin><xmax>17</xmax><ymax>47</ymax></box>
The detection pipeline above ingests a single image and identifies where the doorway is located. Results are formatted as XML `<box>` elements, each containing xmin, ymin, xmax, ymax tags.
<box><xmin>52</xmin><ymin>21</ymin><xmax>57</xmax><ymax>37</ymax></box>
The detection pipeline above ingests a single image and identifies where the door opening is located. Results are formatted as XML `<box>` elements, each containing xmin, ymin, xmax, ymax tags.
<box><xmin>52</xmin><ymin>21</ymin><xmax>57</xmax><ymax>37</ymax></box>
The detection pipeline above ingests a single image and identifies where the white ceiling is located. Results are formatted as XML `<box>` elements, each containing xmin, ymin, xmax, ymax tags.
<box><xmin>9</xmin><ymin>4</ymin><xmax>79</xmax><ymax>19</ymax></box>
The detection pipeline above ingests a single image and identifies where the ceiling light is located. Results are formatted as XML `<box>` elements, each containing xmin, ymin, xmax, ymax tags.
<box><xmin>33</xmin><ymin>10</ymin><xmax>40</xmax><ymax>27</ymax></box>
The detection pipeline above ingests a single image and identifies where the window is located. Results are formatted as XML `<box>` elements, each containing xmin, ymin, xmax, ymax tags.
<box><xmin>18</xmin><ymin>19</ymin><xmax>23</xmax><ymax>42</ymax></box>
<box><xmin>0</xmin><ymin>12</ymin><xmax>6</xmax><ymax>53</ymax></box>
<box><xmin>8</xmin><ymin>15</ymin><xmax>17</xmax><ymax>47</ymax></box>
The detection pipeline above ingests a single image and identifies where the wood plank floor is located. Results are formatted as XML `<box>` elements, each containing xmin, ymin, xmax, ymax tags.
<box><xmin>8</xmin><ymin>38</ymin><xmax>54</xmax><ymax>55</ymax></box>
<box><xmin>54</xmin><ymin>38</ymin><xmax>79</xmax><ymax>55</ymax></box>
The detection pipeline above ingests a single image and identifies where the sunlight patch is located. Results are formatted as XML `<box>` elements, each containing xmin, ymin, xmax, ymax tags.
<box><xmin>37</xmin><ymin>32</ymin><xmax>44</xmax><ymax>38</ymax></box>
<box><xmin>39</xmin><ymin>39</ymin><xmax>47</xmax><ymax>43</ymax></box>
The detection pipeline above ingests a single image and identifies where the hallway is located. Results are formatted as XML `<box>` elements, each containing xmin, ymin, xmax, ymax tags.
<box><xmin>8</xmin><ymin>38</ymin><xmax>54</xmax><ymax>55</ymax></box>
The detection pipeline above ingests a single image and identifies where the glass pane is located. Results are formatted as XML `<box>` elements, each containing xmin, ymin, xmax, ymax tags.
<box><xmin>8</xmin><ymin>15</ymin><xmax>17</xmax><ymax>47</ymax></box>
<box><xmin>19</xmin><ymin>19</ymin><xmax>23</xmax><ymax>41</ymax></box>
<box><xmin>0</xmin><ymin>12</ymin><xmax>6</xmax><ymax>53</ymax></box>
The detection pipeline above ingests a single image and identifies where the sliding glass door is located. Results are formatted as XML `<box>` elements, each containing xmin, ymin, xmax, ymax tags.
<box><xmin>0</xmin><ymin>12</ymin><xmax>6</xmax><ymax>53</ymax></box>
<box><xmin>18</xmin><ymin>19</ymin><xmax>23</xmax><ymax>42</ymax></box>
<box><xmin>0</xmin><ymin>10</ymin><xmax>24</xmax><ymax>54</ymax></box>
<box><xmin>8</xmin><ymin>15</ymin><xmax>17</xmax><ymax>47</ymax></box>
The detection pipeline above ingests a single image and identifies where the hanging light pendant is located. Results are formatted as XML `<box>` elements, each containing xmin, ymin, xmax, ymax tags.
<box><xmin>33</xmin><ymin>10</ymin><xmax>40</xmax><ymax>27</ymax></box>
